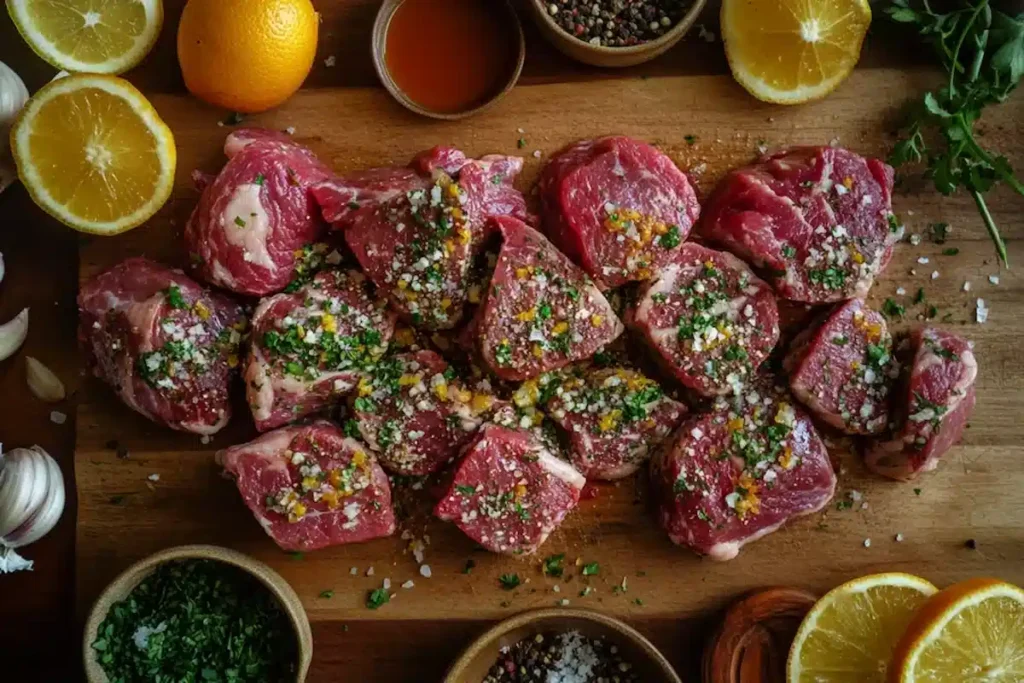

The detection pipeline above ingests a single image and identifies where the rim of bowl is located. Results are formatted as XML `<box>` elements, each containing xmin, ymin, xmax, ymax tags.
<box><xmin>372</xmin><ymin>0</ymin><xmax>526</xmax><ymax>120</ymax></box>
<box><xmin>530</xmin><ymin>0</ymin><xmax>707</xmax><ymax>55</ymax></box>
<box><xmin>82</xmin><ymin>544</ymin><xmax>312</xmax><ymax>683</ymax></box>
<box><xmin>443</xmin><ymin>607</ymin><xmax>683</xmax><ymax>683</ymax></box>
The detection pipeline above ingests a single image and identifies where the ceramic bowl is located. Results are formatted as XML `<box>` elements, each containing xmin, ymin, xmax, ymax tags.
<box><xmin>526</xmin><ymin>0</ymin><xmax>708</xmax><ymax>68</ymax></box>
<box><xmin>83</xmin><ymin>545</ymin><xmax>312</xmax><ymax>683</ymax></box>
<box><xmin>371</xmin><ymin>0</ymin><xmax>526</xmax><ymax>120</ymax></box>
<box><xmin>444</xmin><ymin>608</ymin><xmax>683</xmax><ymax>682</ymax></box>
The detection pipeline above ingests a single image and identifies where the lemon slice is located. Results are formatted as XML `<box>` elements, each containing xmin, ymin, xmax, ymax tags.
<box><xmin>722</xmin><ymin>0</ymin><xmax>871</xmax><ymax>104</ymax></box>
<box><xmin>11</xmin><ymin>74</ymin><xmax>176</xmax><ymax>235</ymax></box>
<box><xmin>787</xmin><ymin>573</ymin><xmax>937</xmax><ymax>682</ymax></box>
<box><xmin>891</xmin><ymin>577</ymin><xmax>1024</xmax><ymax>682</ymax></box>
<box><xmin>7</xmin><ymin>0</ymin><xmax>163</xmax><ymax>74</ymax></box>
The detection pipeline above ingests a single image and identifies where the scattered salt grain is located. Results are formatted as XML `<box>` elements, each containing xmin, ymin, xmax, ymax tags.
<box><xmin>976</xmin><ymin>298</ymin><xmax>989</xmax><ymax>324</ymax></box>
<box><xmin>383</xmin><ymin>577</ymin><xmax>392</xmax><ymax>590</ymax></box>
<box><xmin>896</xmin><ymin>287</ymin><xmax>906</xmax><ymax>296</ymax></box>
<box><xmin>558</xmin><ymin>598</ymin><xmax>570</xmax><ymax>606</ymax></box>
<box><xmin>863</xmin><ymin>538</ymin><xmax>872</xmax><ymax>548</ymax></box>
<box><xmin>132</xmin><ymin>622</ymin><xmax>167</xmax><ymax>650</ymax></box>
<box><xmin>148</xmin><ymin>473</ymin><xmax>160</xmax><ymax>482</ymax></box>
<box><xmin>861</xmin><ymin>502</ymin><xmax>869</xmax><ymax>510</ymax></box>
<box><xmin>324</xmin><ymin>55</ymin><xmax>336</xmax><ymax>68</ymax></box>
<box><xmin>848</xmin><ymin>490</ymin><xmax>863</xmax><ymax>502</ymax></box>
<box><xmin>909</xmin><ymin>234</ymin><xmax>922</xmax><ymax>246</ymax></box>
<box><xmin>989</xmin><ymin>275</ymin><xmax>1000</xmax><ymax>285</ymax></box>
<box><xmin>402</xmin><ymin>580</ymin><xmax>415</xmax><ymax>589</ymax></box>
<box><xmin>917</xmin><ymin>256</ymin><xmax>930</xmax><ymax>264</ymax></box>
<box><xmin>931</xmin><ymin>271</ymin><xmax>939</xmax><ymax>280</ymax></box>
<box><xmin>200</xmin><ymin>435</ymin><xmax>211</xmax><ymax>445</ymax></box>
<box><xmin>366</xmin><ymin>566</ymin><xmax>375</xmax><ymax>576</ymax></box>
<box><xmin>532</xmin><ymin>150</ymin><xmax>542</xmax><ymax>159</ymax></box>
<box><xmin>516</xmin><ymin>127</ymin><xmax>525</xmax><ymax>134</ymax></box>
<box><xmin>419</xmin><ymin>564</ymin><xmax>432</xmax><ymax>578</ymax></box>
<box><xmin>350</xmin><ymin>567</ymin><xmax>358</xmax><ymax>575</ymax></box>
<box><xmin>553</xmin><ymin>584</ymin><xmax>561</xmax><ymax>593</ymax></box>
<box><xmin>963</xmin><ymin>281</ymin><xmax>972</xmax><ymax>292</ymax></box>
<box><xmin>285</xmin><ymin>126</ymin><xmax>296</xmax><ymax>135</ymax></box>
<box><xmin>49</xmin><ymin>411</ymin><xmax>66</xmax><ymax>425</ymax></box>
<box><xmin>895</xmin><ymin>533</ymin><xmax>905</xmax><ymax>542</ymax></box>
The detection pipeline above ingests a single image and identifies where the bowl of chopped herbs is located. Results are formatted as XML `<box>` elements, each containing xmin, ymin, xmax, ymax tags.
<box><xmin>84</xmin><ymin>545</ymin><xmax>312</xmax><ymax>683</ymax></box>
<box><xmin>444</xmin><ymin>607</ymin><xmax>682</xmax><ymax>682</ymax></box>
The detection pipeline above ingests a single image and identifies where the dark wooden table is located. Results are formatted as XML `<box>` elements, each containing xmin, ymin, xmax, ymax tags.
<box><xmin>0</xmin><ymin>2</ymin><xmax>969</xmax><ymax>682</ymax></box>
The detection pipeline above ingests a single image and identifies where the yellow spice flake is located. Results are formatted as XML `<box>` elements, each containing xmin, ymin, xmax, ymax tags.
<box><xmin>552</xmin><ymin>321</ymin><xmax>570</xmax><ymax>335</ymax></box>
<box><xmin>532</xmin><ymin>344</ymin><xmax>544</xmax><ymax>358</ymax></box>
<box><xmin>590</xmin><ymin>315</ymin><xmax>604</xmax><ymax>328</ymax></box>
<box><xmin>598</xmin><ymin>409</ymin><xmax>622</xmax><ymax>433</ymax></box>
<box><xmin>320</xmin><ymin>313</ymin><xmax>336</xmax><ymax>333</ymax></box>
<box><xmin>193</xmin><ymin>301</ymin><xmax>211</xmax><ymax>320</ymax></box>
<box><xmin>289</xmin><ymin>503</ymin><xmax>307</xmax><ymax>523</ymax></box>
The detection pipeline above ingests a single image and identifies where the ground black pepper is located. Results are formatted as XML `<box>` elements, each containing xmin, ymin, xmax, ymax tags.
<box><xmin>544</xmin><ymin>0</ymin><xmax>691</xmax><ymax>47</ymax></box>
<box><xmin>483</xmin><ymin>630</ymin><xmax>642</xmax><ymax>682</ymax></box>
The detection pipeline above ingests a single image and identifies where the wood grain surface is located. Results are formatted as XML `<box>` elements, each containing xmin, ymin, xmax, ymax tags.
<box><xmin>1</xmin><ymin>1</ymin><xmax>1023</xmax><ymax>682</ymax></box>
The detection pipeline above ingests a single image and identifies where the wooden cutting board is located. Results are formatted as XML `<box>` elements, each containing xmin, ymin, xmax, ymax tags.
<box><xmin>74</xmin><ymin>64</ymin><xmax>1024</xmax><ymax>680</ymax></box>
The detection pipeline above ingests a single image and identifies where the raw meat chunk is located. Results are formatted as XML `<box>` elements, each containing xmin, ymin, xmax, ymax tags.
<box><xmin>652</xmin><ymin>383</ymin><xmax>836</xmax><ymax>561</ymax></box>
<box><xmin>865</xmin><ymin>328</ymin><xmax>977</xmax><ymax>481</ymax></box>
<box><xmin>217</xmin><ymin>421</ymin><xmax>396</xmax><ymax>552</ymax></box>
<box><xmin>312</xmin><ymin>147</ymin><xmax>531</xmax><ymax>329</ymax></box>
<box><xmin>629</xmin><ymin>242</ymin><xmax>779</xmax><ymax>397</ymax></box>
<box><xmin>185</xmin><ymin>129</ymin><xmax>332</xmax><ymax>296</ymax></box>
<box><xmin>246</xmin><ymin>269</ymin><xmax>396</xmax><ymax>432</ymax></box>
<box><xmin>78</xmin><ymin>258</ymin><xmax>247</xmax><ymax>435</ymax></box>
<box><xmin>543</xmin><ymin>367</ymin><xmax>688</xmax><ymax>480</ymax></box>
<box><xmin>700</xmin><ymin>146</ymin><xmax>898</xmax><ymax>303</ymax></box>
<box><xmin>434</xmin><ymin>423</ymin><xmax>585</xmax><ymax>555</ymax></box>
<box><xmin>538</xmin><ymin>136</ymin><xmax>701</xmax><ymax>288</ymax></box>
<box><xmin>785</xmin><ymin>298</ymin><xmax>898</xmax><ymax>434</ymax></box>
<box><xmin>351</xmin><ymin>350</ymin><xmax>501</xmax><ymax>475</ymax></box>
<box><xmin>472</xmin><ymin>216</ymin><xmax>624</xmax><ymax>381</ymax></box>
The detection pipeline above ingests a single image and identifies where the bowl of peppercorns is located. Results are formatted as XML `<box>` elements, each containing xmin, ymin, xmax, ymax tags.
<box><xmin>444</xmin><ymin>608</ymin><xmax>683</xmax><ymax>682</ymax></box>
<box><xmin>527</xmin><ymin>0</ymin><xmax>707</xmax><ymax>67</ymax></box>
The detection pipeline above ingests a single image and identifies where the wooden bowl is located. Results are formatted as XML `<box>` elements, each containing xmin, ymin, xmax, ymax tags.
<box><xmin>444</xmin><ymin>608</ymin><xmax>683</xmax><ymax>682</ymax></box>
<box><xmin>372</xmin><ymin>0</ymin><xmax>526</xmax><ymax>120</ymax></box>
<box><xmin>526</xmin><ymin>0</ymin><xmax>708</xmax><ymax>68</ymax></box>
<box><xmin>83</xmin><ymin>545</ymin><xmax>312</xmax><ymax>683</ymax></box>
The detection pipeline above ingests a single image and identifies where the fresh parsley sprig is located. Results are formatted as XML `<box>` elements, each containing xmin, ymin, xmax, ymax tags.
<box><xmin>887</xmin><ymin>0</ymin><xmax>1024</xmax><ymax>265</ymax></box>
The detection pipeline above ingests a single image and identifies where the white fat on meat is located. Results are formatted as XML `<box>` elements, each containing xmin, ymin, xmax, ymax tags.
<box><xmin>535</xmin><ymin>446</ymin><xmax>586</xmax><ymax>490</ymax></box>
<box><xmin>216</xmin><ymin>429</ymin><xmax>295</xmax><ymax>471</ymax></box>
<box><xmin>223</xmin><ymin>183</ymin><xmax>276</xmax><ymax>270</ymax></box>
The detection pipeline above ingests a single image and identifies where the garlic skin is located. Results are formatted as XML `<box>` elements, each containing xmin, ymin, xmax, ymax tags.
<box><xmin>0</xmin><ymin>446</ymin><xmax>65</xmax><ymax>573</ymax></box>
<box><xmin>0</xmin><ymin>307</ymin><xmax>29</xmax><ymax>361</ymax></box>
<box><xmin>0</xmin><ymin>61</ymin><xmax>28</xmax><ymax>195</ymax></box>
<box><xmin>26</xmin><ymin>356</ymin><xmax>66</xmax><ymax>402</ymax></box>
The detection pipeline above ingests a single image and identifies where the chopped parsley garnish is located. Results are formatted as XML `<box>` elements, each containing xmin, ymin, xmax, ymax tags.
<box><xmin>353</xmin><ymin>397</ymin><xmax>376</xmax><ymax>413</ymax></box>
<box><xmin>943</xmin><ymin>247</ymin><xmax>960</xmax><ymax>256</ymax></box>
<box><xmin>832</xmin><ymin>335</ymin><xmax>849</xmax><ymax>346</ymax></box>
<box><xmin>781</xmin><ymin>244</ymin><xmax>797</xmax><ymax>258</ymax></box>
<box><xmin>494</xmin><ymin>340</ymin><xmax>513</xmax><ymax>366</ymax></box>
<box><xmin>319</xmin><ymin>590</ymin><xmax>335</xmax><ymax>599</ymax></box>
<box><xmin>684</xmin><ymin>134</ymin><xmax>697</xmax><ymax>145</ymax></box>
<box><xmin>581</xmin><ymin>562</ymin><xmax>600</xmax><ymax>576</ymax></box>
<box><xmin>808</xmin><ymin>266</ymin><xmax>847</xmax><ymax>291</ymax></box>
<box><xmin>621</xmin><ymin>384</ymin><xmax>663</xmax><ymax>423</ymax></box>
<box><xmin>882</xmin><ymin>298</ymin><xmax>906</xmax><ymax>319</ymax></box>
<box><xmin>254</xmin><ymin>173</ymin><xmax>265</xmax><ymax>186</ymax></box>
<box><xmin>925</xmin><ymin>338</ymin><xmax>959</xmax><ymax>360</ymax></box>
<box><xmin>660</xmin><ymin>224</ymin><xmax>682</xmax><ymax>249</ymax></box>
<box><xmin>347</xmin><ymin>201</ymin><xmax>361</xmax><ymax>210</ymax></box>
<box><xmin>866</xmin><ymin>343</ymin><xmax>890</xmax><ymax>368</ymax></box>
<box><xmin>914</xmin><ymin>488</ymin><xmax>922</xmax><ymax>496</ymax></box>
<box><xmin>90</xmin><ymin>559</ymin><xmax>298</xmax><ymax>683</ymax></box>
<box><xmin>456</xmin><ymin>484</ymin><xmax>477</xmax><ymax>496</ymax></box>
<box><xmin>366</xmin><ymin>588</ymin><xmax>390</xmax><ymax>609</ymax></box>
<box><xmin>499</xmin><ymin>573</ymin><xmax>521</xmax><ymax>590</ymax></box>
<box><xmin>516</xmin><ymin>137</ymin><xmax>526</xmax><ymax>149</ymax></box>
<box><xmin>914</xmin><ymin>287</ymin><xmax>926</xmax><ymax>304</ymax></box>
<box><xmin>836</xmin><ymin>500</ymin><xmax>853</xmax><ymax>511</ymax></box>
<box><xmin>722</xmin><ymin>345</ymin><xmax>748</xmax><ymax>362</ymax></box>
<box><xmin>887</xmin><ymin>213</ymin><xmax>903</xmax><ymax>233</ymax></box>
<box><xmin>542</xmin><ymin>554</ymin><xmax>565</xmax><ymax>578</ymax></box>
<box><xmin>462</xmin><ymin>559</ymin><xmax>476</xmax><ymax>575</ymax></box>
<box><xmin>164</xmin><ymin>285</ymin><xmax>187</xmax><ymax>309</ymax></box>
<box><xmin>343</xmin><ymin>419</ymin><xmax>361</xmax><ymax>438</ymax></box>
<box><xmin>234</xmin><ymin>216</ymin><xmax>247</xmax><ymax>228</ymax></box>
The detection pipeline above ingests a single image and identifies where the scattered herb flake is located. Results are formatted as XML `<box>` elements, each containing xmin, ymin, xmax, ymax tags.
<box><xmin>581</xmin><ymin>562</ymin><xmax>600</xmax><ymax>576</ymax></box>
<box><xmin>499</xmin><ymin>573</ymin><xmax>521</xmax><ymax>590</ymax></box>
<box><xmin>366</xmin><ymin>588</ymin><xmax>390</xmax><ymax>609</ymax></box>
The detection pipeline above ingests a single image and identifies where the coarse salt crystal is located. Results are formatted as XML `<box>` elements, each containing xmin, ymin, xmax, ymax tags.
<box><xmin>896</xmin><ymin>287</ymin><xmax>906</xmax><ymax>296</ymax></box>
<box><xmin>419</xmin><ymin>564</ymin><xmax>432</xmax><ymax>578</ymax></box>
<box><xmin>849</xmin><ymin>490</ymin><xmax>863</xmax><ymax>502</ymax></box>
<box><xmin>148</xmin><ymin>473</ymin><xmax>160</xmax><ymax>482</ymax></box>
<box><xmin>895</xmin><ymin>533</ymin><xmax>905</xmax><ymax>542</ymax></box>
<box><xmin>963</xmin><ymin>281</ymin><xmax>972</xmax><ymax>292</ymax></box>
<box><xmin>284</xmin><ymin>126</ymin><xmax>296</xmax><ymax>135</ymax></box>
<box><xmin>383</xmin><ymin>578</ymin><xmax>391</xmax><ymax>590</ymax></box>
<box><xmin>909</xmin><ymin>234</ymin><xmax>922</xmax><ymax>246</ymax></box>
<box><xmin>558</xmin><ymin>598</ymin><xmax>570</xmax><ymax>606</ymax></box>
<box><xmin>691</xmin><ymin>427</ymin><xmax>704</xmax><ymax>439</ymax></box>
<box><xmin>863</xmin><ymin>538</ymin><xmax>872</xmax><ymax>548</ymax></box>
<box><xmin>200</xmin><ymin>435</ymin><xmax>211</xmax><ymax>445</ymax></box>
<box><xmin>366</xmin><ymin>566</ymin><xmax>375</xmax><ymax>576</ymax></box>
<box><xmin>350</xmin><ymin>567</ymin><xmax>358</xmax><ymax>575</ymax></box>
<box><xmin>917</xmin><ymin>256</ymin><xmax>929</xmax><ymax>264</ymax></box>
<box><xmin>402</xmin><ymin>580</ymin><xmax>415</xmax><ymax>589</ymax></box>
<box><xmin>976</xmin><ymin>298</ymin><xmax>989</xmax><ymax>324</ymax></box>
<box><xmin>50</xmin><ymin>411</ymin><xmax>66</xmax><ymax>425</ymax></box>
<box><xmin>989</xmin><ymin>275</ymin><xmax>1000</xmax><ymax>285</ymax></box>
<box><xmin>931</xmin><ymin>271</ymin><xmax>939</xmax><ymax>280</ymax></box>
<box><xmin>532</xmin><ymin>150</ymin><xmax>542</xmax><ymax>159</ymax></box>
<box><xmin>324</xmin><ymin>55</ymin><xmax>336</xmax><ymax>67</ymax></box>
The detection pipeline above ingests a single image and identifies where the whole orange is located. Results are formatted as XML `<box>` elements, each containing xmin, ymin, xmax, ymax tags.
<box><xmin>177</xmin><ymin>0</ymin><xmax>319</xmax><ymax>113</ymax></box>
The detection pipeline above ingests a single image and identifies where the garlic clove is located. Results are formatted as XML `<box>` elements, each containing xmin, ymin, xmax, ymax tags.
<box><xmin>6</xmin><ymin>453</ymin><xmax>64</xmax><ymax>547</ymax></box>
<box><xmin>0</xmin><ymin>61</ymin><xmax>28</xmax><ymax>197</ymax></box>
<box><xmin>0</xmin><ymin>307</ymin><xmax>28</xmax><ymax>361</ymax></box>
<box><xmin>0</xmin><ymin>547</ymin><xmax>33</xmax><ymax>573</ymax></box>
<box><xmin>0</xmin><ymin>446</ymin><xmax>48</xmax><ymax>538</ymax></box>
<box><xmin>26</xmin><ymin>356</ymin><xmax>66</xmax><ymax>402</ymax></box>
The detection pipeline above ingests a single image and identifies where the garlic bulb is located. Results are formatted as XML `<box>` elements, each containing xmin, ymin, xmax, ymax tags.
<box><xmin>0</xmin><ymin>308</ymin><xmax>28</xmax><ymax>361</ymax></box>
<box><xmin>26</xmin><ymin>356</ymin><xmax>66</xmax><ymax>402</ymax></box>
<box><xmin>0</xmin><ymin>446</ymin><xmax>65</xmax><ymax>573</ymax></box>
<box><xmin>0</xmin><ymin>61</ymin><xmax>28</xmax><ymax>195</ymax></box>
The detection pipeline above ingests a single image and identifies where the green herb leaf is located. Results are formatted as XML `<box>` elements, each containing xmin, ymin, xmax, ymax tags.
<box><xmin>366</xmin><ymin>588</ymin><xmax>390</xmax><ymax>609</ymax></box>
<box><xmin>499</xmin><ymin>573</ymin><xmax>521</xmax><ymax>590</ymax></box>
<box><xmin>542</xmin><ymin>554</ymin><xmax>565</xmax><ymax>578</ymax></box>
<box><xmin>319</xmin><ymin>590</ymin><xmax>335</xmax><ymax>599</ymax></box>
<box><xmin>882</xmin><ymin>298</ymin><xmax>906</xmax><ymax>319</ymax></box>
<box><xmin>581</xmin><ymin>562</ymin><xmax>600</xmax><ymax>576</ymax></box>
<box><xmin>164</xmin><ymin>285</ymin><xmax>187</xmax><ymax>309</ymax></box>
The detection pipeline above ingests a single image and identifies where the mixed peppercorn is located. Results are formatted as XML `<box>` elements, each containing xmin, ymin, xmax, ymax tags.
<box><xmin>483</xmin><ymin>630</ymin><xmax>641</xmax><ymax>682</ymax></box>
<box><xmin>546</xmin><ymin>0</ymin><xmax>690</xmax><ymax>48</ymax></box>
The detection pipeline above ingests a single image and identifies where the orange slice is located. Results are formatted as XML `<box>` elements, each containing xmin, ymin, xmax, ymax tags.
<box><xmin>890</xmin><ymin>577</ymin><xmax>1024</xmax><ymax>683</ymax></box>
<box><xmin>721</xmin><ymin>0</ymin><xmax>872</xmax><ymax>104</ymax></box>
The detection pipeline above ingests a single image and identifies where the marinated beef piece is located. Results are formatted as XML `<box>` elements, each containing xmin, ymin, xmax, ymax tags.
<box><xmin>652</xmin><ymin>383</ymin><xmax>836</xmax><ymax>561</ymax></box>
<box><xmin>312</xmin><ymin>147</ymin><xmax>531</xmax><ymax>330</ymax></box>
<box><xmin>352</xmin><ymin>350</ymin><xmax>502</xmax><ymax>476</ymax></box>
<box><xmin>628</xmin><ymin>242</ymin><xmax>779</xmax><ymax>397</ymax></box>
<box><xmin>434</xmin><ymin>423</ymin><xmax>585</xmax><ymax>555</ymax></box>
<box><xmin>538</xmin><ymin>136</ymin><xmax>701</xmax><ymax>288</ymax></box>
<box><xmin>185</xmin><ymin>129</ymin><xmax>332</xmax><ymax>296</ymax></box>
<box><xmin>700</xmin><ymin>146</ymin><xmax>898</xmax><ymax>303</ymax></box>
<box><xmin>245</xmin><ymin>269</ymin><xmax>396</xmax><ymax>432</ymax></box>
<box><xmin>865</xmin><ymin>328</ymin><xmax>977</xmax><ymax>481</ymax></box>
<box><xmin>471</xmin><ymin>216</ymin><xmax>624</xmax><ymax>381</ymax></box>
<box><xmin>538</xmin><ymin>367</ymin><xmax>687</xmax><ymax>480</ymax></box>
<box><xmin>784</xmin><ymin>298</ymin><xmax>898</xmax><ymax>434</ymax></box>
<box><xmin>218</xmin><ymin>421</ymin><xmax>395</xmax><ymax>551</ymax></box>
<box><xmin>78</xmin><ymin>258</ymin><xmax>247</xmax><ymax>435</ymax></box>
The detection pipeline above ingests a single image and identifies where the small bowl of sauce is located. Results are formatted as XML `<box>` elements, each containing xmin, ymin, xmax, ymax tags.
<box><xmin>373</xmin><ymin>0</ymin><xmax>525</xmax><ymax>119</ymax></box>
